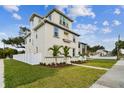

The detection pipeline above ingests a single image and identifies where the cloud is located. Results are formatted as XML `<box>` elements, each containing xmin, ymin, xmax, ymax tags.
<box><xmin>112</xmin><ymin>20</ymin><xmax>121</xmax><ymax>26</ymax></box>
<box><xmin>103</xmin><ymin>20</ymin><xmax>109</xmax><ymax>26</ymax></box>
<box><xmin>56</xmin><ymin>5</ymin><xmax>96</xmax><ymax>19</ymax></box>
<box><xmin>74</xmin><ymin>24</ymin><xmax>98</xmax><ymax>35</ymax></box>
<box><xmin>12</xmin><ymin>13</ymin><xmax>22</xmax><ymax>20</ymax></box>
<box><xmin>94</xmin><ymin>21</ymin><xmax>98</xmax><ymax>24</ymax></box>
<box><xmin>3</xmin><ymin>5</ymin><xmax>19</xmax><ymax>12</ymax></box>
<box><xmin>0</xmin><ymin>32</ymin><xmax>8</xmax><ymax>39</ymax></box>
<box><xmin>44</xmin><ymin>5</ymin><xmax>49</xmax><ymax>9</ymax></box>
<box><xmin>114</xmin><ymin>8</ymin><xmax>121</xmax><ymax>15</ymax></box>
<box><xmin>120</xmin><ymin>5</ymin><xmax>124</xmax><ymax>8</ymax></box>
<box><xmin>55</xmin><ymin>5</ymin><xmax>68</xmax><ymax>12</ymax></box>
<box><xmin>2</xmin><ymin>5</ymin><xmax>22</xmax><ymax>20</ymax></box>
<box><xmin>102</xmin><ymin>27</ymin><xmax>112</xmax><ymax>33</ymax></box>
<box><xmin>102</xmin><ymin>38</ymin><xmax>117</xmax><ymax>43</ymax></box>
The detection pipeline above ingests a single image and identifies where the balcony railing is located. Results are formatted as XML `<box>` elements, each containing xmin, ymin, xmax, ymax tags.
<box><xmin>63</xmin><ymin>38</ymin><xmax>72</xmax><ymax>43</ymax></box>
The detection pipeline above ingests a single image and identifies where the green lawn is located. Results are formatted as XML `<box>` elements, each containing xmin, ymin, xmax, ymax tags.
<box><xmin>4</xmin><ymin>59</ymin><xmax>57</xmax><ymax>88</ymax></box>
<box><xmin>4</xmin><ymin>59</ymin><xmax>106</xmax><ymax>88</ymax></box>
<box><xmin>83</xmin><ymin>59</ymin><xmax>116</xmax><ymax>68</ymax></box>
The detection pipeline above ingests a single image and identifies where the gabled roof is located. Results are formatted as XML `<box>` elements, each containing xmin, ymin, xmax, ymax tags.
<box><xmin>29</xmin><ymin>13</ymin><xmax>44</xmax><ymax>21</ymax></box>
<box><xmin>45</xmin><ymin>8</ymin><xmax>73</xmax><ymax>22</ymax></box>
<box><xmin>29</xmin><ymin>9</ymin><xmax>79</xmax><ymax>36</ymax></box>
<box><xmin>33</xmin><ymin>18</ymin><xmax>80</xmax><ymax>36</ymax></box>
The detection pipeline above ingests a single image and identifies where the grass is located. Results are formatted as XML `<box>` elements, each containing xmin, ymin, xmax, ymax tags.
<box><xmin>4</xmin><ymin>59</ymin><xmax>106</xmax><ymax>88</ymax></box>
<box><xmin>4</xmin><ymin>59</ymin><xmax>57</xmax><ymax>88</ymax></box>
<box><xmin>83</xmin><ymin>59</ymin><xmax>116</xmax><ymax>68</ymax></box>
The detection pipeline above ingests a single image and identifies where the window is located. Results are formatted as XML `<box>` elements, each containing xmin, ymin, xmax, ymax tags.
<box><xmin>25</xmin><ymin>39</ymin><xmax>27</xmax><ymax>44</ymax></box>
<box><xmin>38</xmin><ymin>18</ymin><xmax>41</xmax><ymax>23</ymax></box>
<box><xmin>73</xmin><ymin>35</ymin><xmax>76</xmax><ymax>43</ymax></box>
<box><xmin>78</xmin><ymin>43</ymin><xmax>80</xmax><ymax>48</ymax></box>
<box><xmin>54</xmin><ymin>27</ymin><xmax>59</xmax><ymax>37</ymax></box>
<box><xmin>60</xmin><ymin>15</ymin><xmax>63</xmax><ymax>24</ymax></box>
<box><xmin>78</xmin><ymin>51</ymin><xmax>80</xmax><ymax>55</ymax></box>
<box><xmin>31</xmin><ymin>19</ymin><xmax>34</xmax><ymax>27</ymax></box>
<box><xmin>73</xmin><ymin>48</ymin><xmax>75</xmax><ymax>57</ymax></box>
<box><xmin>48</xmin><ymin>15</ymin><xmax>52</xmax><ymax>21</ymax></box>
<box><xmin>29</xmin><ymin>39</ymin><xmax>31</xmax><ymax>42</ymax></box>
<box><xmin>36</xmin><ymin>47</ymin><xmax>38</xmax><ymax>53</ymax></box>
<box><xmin>60</xmin><ymin>15</ymin><xmax>69</xmax><ymax>28</ymax></box>
<box><xmin>64</xmin><ymin>31</ymin><xmax>68</xmax><ymax>36</ymax></box>
<box><xmin>36</xmin><ymin>34</ymin><xmax>38</xmax><ymax>39</ymax></box>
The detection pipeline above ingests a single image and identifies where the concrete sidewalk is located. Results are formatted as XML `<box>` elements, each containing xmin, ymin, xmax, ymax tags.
<box><xmin>0</xmin><ymin>59</ymin><xmax>4</xmax><ymax>88</ymax></box>
<box><xmin>91</xmin><ymin>60</ymin><xmax>124</xmax><ymax>88</ymax></box>
<box><xmin>72</xmin><ymin>63</ymin><xmax>109</xmax><ymax>70</ymax></box>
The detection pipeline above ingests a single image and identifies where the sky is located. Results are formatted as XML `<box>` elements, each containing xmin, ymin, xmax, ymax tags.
<box><xmin>0</xmin><ymin>5</ymin><xmax>124</xmax><ymax>51</ymax></box>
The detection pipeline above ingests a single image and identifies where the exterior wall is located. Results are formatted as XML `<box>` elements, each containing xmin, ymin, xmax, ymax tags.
<box><xmin>25</xmin><ymin>11</ymin><xmax>80</xmax><ymax>63</ymax></box>
<box><xmin>47</xmin><ymin>11</ymin><xmax>72</xmax><ymax>29</ymax></box>
<box><xmin>30</xmin><ymin>16</ymin><xmax>41</xmax><ymax>29</ymax></box>
<box><xmin>25</xmin><ymin>18</ymin><xmax>46</xmax><ymax>59</ymax></box>
<box><xmin>78</xmin><ymin>43</ymin><xmax>87</xmax><ymax>55</ymax></box>
<box><xmin>43</xmin><ymin>23</ymin><xmax>79</xmax><ymax>57</ymax></box>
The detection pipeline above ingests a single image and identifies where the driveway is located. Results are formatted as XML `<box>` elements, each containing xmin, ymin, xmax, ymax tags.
<box><xmin>91</xmin><ymin>60</ymin><xmax>124</xmax><ymax>88</ymax></box>
<box><xmin>0</xmin><ymin>59</ymin><xmax>4</xmax><ymax>88</ymax></box>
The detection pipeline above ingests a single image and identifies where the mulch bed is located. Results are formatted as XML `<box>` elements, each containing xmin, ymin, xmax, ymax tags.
<box><xmin>71</xmin><ymin>61</ymin><xmax>87</xmax><ymax>64</ymax></box>
<box><xmin>40</xmin><ymin>62</ymin><xmax>72</xmax><ymax>68</ymax></box>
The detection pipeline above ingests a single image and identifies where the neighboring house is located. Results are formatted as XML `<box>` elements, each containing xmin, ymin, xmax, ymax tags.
<box><xmin>78</xmin><ymin>42</ymin><xmax>87</xmax><ymax>55</ymax></box>
<box><xmin>23</xmin><ymin>8</ymin><xmax>87</xmax><ymax>64</ymax></box>
<box><xmin>95</xmin><ymin>49</ymin><xmax>108</xmax><ymax>56</ymax></box>
<box><xmin>120</xmin><ymin>49</ymin><xmax>124</xmax><ymax>54</ymax></box>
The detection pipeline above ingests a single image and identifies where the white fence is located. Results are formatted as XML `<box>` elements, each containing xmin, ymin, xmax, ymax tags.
<box><xmin>13</xmin><ymin>53</ymin><xmax>87</xmax><ymax>65</ymax></box>
<box><xmin>13</xmin><ymin>53</ymin><xmax>42</xmax><ymax>65</ymax></box>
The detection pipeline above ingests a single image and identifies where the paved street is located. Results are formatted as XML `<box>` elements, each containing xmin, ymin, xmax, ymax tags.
<box><xmin>91</xmin><ymin>60</ymin><xmax>124</xmax><ymax>88</ymax></box>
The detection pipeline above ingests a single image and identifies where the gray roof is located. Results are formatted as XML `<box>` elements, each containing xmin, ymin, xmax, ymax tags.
<box><xmin>79</xmin><ymin>42</ymin><xmax>87</xmax><ymax>45</ymax></box>
<box><xmin>33</xmin><ymin>18</ymin><xmax>80</xmax><ymax>36</ymax></box>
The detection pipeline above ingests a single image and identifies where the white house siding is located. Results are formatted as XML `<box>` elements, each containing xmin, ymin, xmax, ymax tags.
<box><xmin>23</xmin><ymin>9</ymin><xmax>83</xmax><ymax>65</ymax></box>
<box><xmin>43</xmin><ymin>23</ymin><xmax>79</xmax><ymax>57</ymax></box>
<box><xmin>78</xmin><ymin>43</ymin><xmax>87</xmax><ymax>55</ymax></box>
<box><xmin>47</xmin><ymin>11</ymin><xmax>72</xmax><ymax>30</ymax></box>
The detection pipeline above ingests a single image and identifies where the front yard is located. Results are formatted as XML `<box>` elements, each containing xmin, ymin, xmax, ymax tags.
<box><xmin>83</xmin><ymin>59</ymin><xmax>116</xmax><ymax>68</ymax></box>
<box><xmin>4</xmin><ymin>59</ymin><xmax>108</xmax><ymax>88</ymax></box>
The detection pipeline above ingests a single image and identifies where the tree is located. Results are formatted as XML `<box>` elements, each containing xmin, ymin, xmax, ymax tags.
<box><xmin>2</xmin><ymin>37</ymin><xmax>25</xmax><ymax>48</ymax></box>
<box><xmin>19</xmin><ymin>26</ymin><xmax>30</xmax><ymax>37</ymax></box>
<box><xmin>89</xmin><ymin>45</ymin><xmax>105</xmax><ymax>52</ymax></box>
<box><xmin>112</xmin><ymin>40</ymin><xmax>124</xmax><ymax>56</ymax></box>
<box><xmin>48</xmin><ymin>45</ymin><xmax>62</xmax><ymax>65</ymax></box>
<box><xmin>62</xmin><ymin>46</ymin><xmax>70</xmax><ymax>57</ymax></box>
<box><xmin>62</xmin><ymin>46</ymin><xmax>70</xmax><ymax>63</ymax></box>
<box><xmin>2</xmin><ymin>26</ymin><xmax>30</xmax><ymax>48</ymax></box>
<box><xmin>0</xmin><ymin>48</ymin><xmax>18</xmax><ymax>58</ymax></box>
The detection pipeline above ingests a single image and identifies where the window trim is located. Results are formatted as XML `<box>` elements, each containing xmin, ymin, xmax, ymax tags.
<box><xmin>73</xmin><ymin>35</ymin><xmax>76</xmax><ymax>43</ymax></box>
<box><xmin>73</xmin><ymin>48</ymin><xmax>75</xmax><ymax>57</ymax></box>
<box><xmin>53</xmin><ymin>27</ymin><xmax>59</xmax><ymax>38</ymax></box>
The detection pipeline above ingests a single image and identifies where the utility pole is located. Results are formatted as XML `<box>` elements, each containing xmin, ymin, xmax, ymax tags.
<box><xmin>117</xmin><ymin>34</ymin><xmax>120</xmax><ymax>60</ymax></box>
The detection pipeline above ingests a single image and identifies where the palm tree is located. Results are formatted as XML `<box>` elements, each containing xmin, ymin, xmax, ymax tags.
<box><xmin>62</xmin><ymin>46</ymin><xmax>70</xmax><ymax>63</ymax></box>
<box><xmin>62</xmin><ymin>46</ymin><xmax>70</xmax><ymax>57</ymax></box>
<box><xmin>48</xmin><ymin>45</ymin><xmax>62</xmax><ymax>65</ymax></box>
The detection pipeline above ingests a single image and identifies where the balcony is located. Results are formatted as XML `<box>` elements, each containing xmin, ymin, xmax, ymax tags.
<box><xmin>63</xmin><ymin>38</ymin><xmax>72</xmax><ymax>43</ymax></box>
